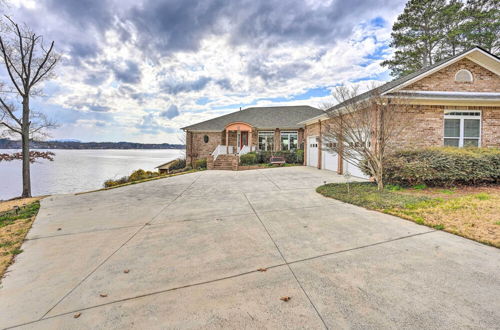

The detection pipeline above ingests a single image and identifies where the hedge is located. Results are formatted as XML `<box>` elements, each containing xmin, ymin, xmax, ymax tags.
<box><xmin>240</xmin><ymin>152</ymin><xmax>258</xmax><ymax>165</ymax></box>
<box><xmin>194</xmin><ymin>158</ymin><xmax>207</xmax><ymax>169</ymax></box>
<box><xmin>383</xmin><ymin>147</ymin><xmax>500</xmax><ymax>186</ymax></box>
<box><xmin>256</xmin><ymin>150</ymin><xmax>303</xmax><ymax>164</ymax></box>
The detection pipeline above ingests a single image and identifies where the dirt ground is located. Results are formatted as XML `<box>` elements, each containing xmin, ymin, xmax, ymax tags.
<box><xmin>0</xmin><ymin>197</ymin><xmax>41</xmax><ymax>213</ymax></box>
<box><xmin>0</xmin><ymin>197</ymin><xmax>42</xmax><ymax>279</ymax></box>
<box><xmin>395</xmin><ymin>185</ymin><xmax>500</xmax><ymax>247</ymax></box>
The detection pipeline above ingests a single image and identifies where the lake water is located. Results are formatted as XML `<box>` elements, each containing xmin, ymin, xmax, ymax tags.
<box><xmin>0</xmin><ymin>149</ymin><xmax>184</xmax><ymax>200</ymax></box>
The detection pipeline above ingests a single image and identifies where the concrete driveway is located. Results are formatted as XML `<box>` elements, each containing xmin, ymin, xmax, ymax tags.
<box><xmin>1</xmin><ymin>167</ymin><xmax>499</xmax><ymax>329</ymax></box>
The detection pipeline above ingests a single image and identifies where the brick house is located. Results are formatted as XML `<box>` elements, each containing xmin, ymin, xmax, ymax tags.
<box><xmin>301</xmin><ymin>47</ymin><xmax>500</xmax><ymax>178</ymax></box>
<box><xmin>181</xmin><ymin>106</ymin><xmax>324</xmax><ymax>169</ymax></box>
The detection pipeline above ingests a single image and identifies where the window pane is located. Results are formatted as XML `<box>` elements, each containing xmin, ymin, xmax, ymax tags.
<box><xmin>464</xmin><ymin>119</ymin><xmax>480</xmax><ymax>138</ymax></box>
<box><xmin>258</xmin><ymin>133</ymin><xmax>274</xmax><ymax>151</ymax></box>
<box><xmin>444</xmin><ymin>138</ymin><xmax>459</xmax><ymax>147</ymax></box>
<box><xmin>290</xmin><ymin>133</ymin><xmax>298</xmax><ymax>150</ymax></box>
<box><xmin>281</xmin><ymin>135</ymin><xmax>289</xmax><ymax>150</ymax></box>
<box><xmin>463</xmin><ymin>139</ymin><xmax>479</xmax><ymax>147</ymax></box>
<box><xmin>444</xmin><ymin>119</ymin><xmax>460</xmax><ymax>137</ymax></box>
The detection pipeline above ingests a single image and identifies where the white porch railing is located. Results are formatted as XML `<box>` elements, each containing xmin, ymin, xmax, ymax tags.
<box><xmin>238</xmin><ymin>145</ymin><xmax>250</xmax><ymax>156</ymax></box>
<box><xmin>212</xmin><ymin>145</ymin><xmax>234</xmax><ymax>161</ymax></box>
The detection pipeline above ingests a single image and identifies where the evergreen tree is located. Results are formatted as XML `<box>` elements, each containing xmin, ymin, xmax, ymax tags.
<box><xmin>462</xmin><ymin>0</ymin><xmax>500</xmax><ymax>53</ymax></box>
<box><xmin>383</xmin><ymin>0</ymin><xmax>500</xmax><ymax>77</ymax></box>
<box><xmin>439</xmin><ymin>0</ymin><xmax>466</xmax><ymax>56</ymax></box>
<box><xmin>382</xmin><ymin>0</ymin><xmax>448</xmax><ymax>77</ymax></box>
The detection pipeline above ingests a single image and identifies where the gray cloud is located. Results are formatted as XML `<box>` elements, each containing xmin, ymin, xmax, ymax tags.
<box><xmin>160</xmin><ymin>105</ymin><xmax>180</xmax><ymax>119</ymax></box>
<box><xmin>111</xmin><ymin>60</ymin><xmax>142</xmax><ymax>84</ymax></box>
<box><xmin>136</xmin><ymin>113</ymin><xmax>177</xmax><ymax>134</ymax></box>
<box><xmin>88</xmin><ymin>104</ymin><xmax>111</xmax><ymax>112</ymax></box>
<box><xmin>161</xmin><ymin>76</ymin><xmax>212</xmax><ymax>94</ymax></box>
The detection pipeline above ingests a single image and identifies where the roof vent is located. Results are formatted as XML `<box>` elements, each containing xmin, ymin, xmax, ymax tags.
<box><xmin>455</xmin><ymin>69</ymin><xmax>473</xmax><ymax>83</ymax></box>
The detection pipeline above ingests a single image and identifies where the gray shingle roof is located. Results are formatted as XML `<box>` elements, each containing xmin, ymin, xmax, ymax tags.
<box><xmin>182</xmin><ymin>105</ymin><xmax>325</xmax><ymax>131</ymax></box>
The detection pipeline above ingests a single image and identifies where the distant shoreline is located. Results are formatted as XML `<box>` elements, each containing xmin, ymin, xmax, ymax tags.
<box><xmin>0</xmin><ymin>147</ymin><xmax>185</xmax><ymax>150</ymax></box>
<box><xmin>0</xmin><ymin>139</ymin><xmax>185</xmax><ymax>150</ymax></box>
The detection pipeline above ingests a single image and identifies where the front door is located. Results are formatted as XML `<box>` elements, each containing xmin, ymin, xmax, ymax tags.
<box><xmin>241</xmin><ymin>132</ymin><xmax>248</xmax><ymax>149</ymax></box>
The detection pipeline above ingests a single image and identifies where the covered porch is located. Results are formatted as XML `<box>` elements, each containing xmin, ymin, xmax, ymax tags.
<box><xmin>214</xmin><ymin>122</ymin><xmax>256</xmax><ymax>158</ymax></box>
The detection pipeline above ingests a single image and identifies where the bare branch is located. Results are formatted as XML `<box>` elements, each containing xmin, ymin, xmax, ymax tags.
<box><xmin>321</xmin><ymin>85</ymin><xmax>412</xmax><ymax>190</ymax></box>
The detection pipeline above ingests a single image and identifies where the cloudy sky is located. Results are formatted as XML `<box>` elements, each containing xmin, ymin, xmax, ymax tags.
<box><xmin>4</xmin><ymin>0</ymin><xmax>406</xmax><ymax>143</ymax></box>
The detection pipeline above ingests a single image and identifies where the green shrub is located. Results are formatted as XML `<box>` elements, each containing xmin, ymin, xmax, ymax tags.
<box><xmin>384</xmin><ymin>147</ymin><xmax>500</xmax><ymax>186</ymax></box>
<box><xmin>256</xmin><ymin>150</ymin><xmax>303</xmax><ymax>164</ymax></box>
<box><xmin>195</xmin><ymin>158</ymin><xmax>207</xmax><ymax>169</ymax></box>
<box><xmin>296</xmin><ymin>149</ymin><xmax>304</xmax><ymax>164</ymax></box>
<box><xmin>257</xmin><ymin>151</ymin><xmax>271</xmax><ymax>163</ymax></box>
<box><xmin>169</xmin><ymin>158</ymin><xmax>186</xmax><ymax>171</ymax></box>
<box><xmin>129</xmin><ymin>169</ymin><xmax>159</xmax><ymax>181</ymax></box>
<box><xmin>240</xmin><ymin>152</ymin><xmax>258</xmax><ymax>165</ymax></box>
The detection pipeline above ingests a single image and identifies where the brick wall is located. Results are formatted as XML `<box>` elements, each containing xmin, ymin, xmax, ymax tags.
<box><xmin>482</xmin><ymin>107</ymin><xmax>500</xmax><ymax>147</ymax></box>
<box><xmin>186</xmin><ymin>131</ymin><xmax>222</xmax><ymax>166</ymax></box>
<box><xmin>393</xmin><ymin>106</ymin><xmax>444</xmax><ymax>149</ymax></box>
<box><xmin>387</xmin><ymin>105</ymin><xmax>500</xmax><ymax>149</ymax></box>
<box><xmin>403</xmin><ymin>58</ymin><xmax>500</xmax><ymax>93</ymax></box>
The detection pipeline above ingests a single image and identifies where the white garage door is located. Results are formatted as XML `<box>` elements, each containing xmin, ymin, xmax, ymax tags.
<box><xmin>343</xmin><ymin>158</ymin><xmax>370</xmax><ymax>179</ymax></box>
<box><xmin>322</xmin><ymin>144</ymin><xmax>338</xmax><ymax>172</ymax></box>
<box><xmin>307</xmin><ymin>136</ymin><xmax>318</xmax><ymax>168</ymax></box>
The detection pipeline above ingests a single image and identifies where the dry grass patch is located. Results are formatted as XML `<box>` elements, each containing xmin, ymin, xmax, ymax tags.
<box><xmin>317</xmin><ymin>183</ymin><xmax>500</xmax><ymax>248</ymax></box>
<box><xmin>0</xmin><ymin>198</ymin><xmax>41</xmax><ymax>280</ymax></box>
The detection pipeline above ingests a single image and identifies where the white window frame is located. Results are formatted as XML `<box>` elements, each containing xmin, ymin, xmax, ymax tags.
<box><xmin>443</xmin><ymin>110</ymin><xmax>481</xmax><ymax>147</ymax></box>
<box><xmin>280</xmin><ymin>131</ymin><xmax>298</xmax><ymax>150</ymax></box>
<box><xmin>258</xmin><ymin>131</ymin><xmax>274</xmax><ymax>151</ymax></box>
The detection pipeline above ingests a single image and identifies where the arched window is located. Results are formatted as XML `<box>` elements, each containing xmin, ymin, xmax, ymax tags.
<box><xmin>455</xmin><ymin>69</ymin><xmax>473</xmax><ymax>83</ymax></box>
<box><xmin>203</xmin><ymin>135</ymin><xmax>209</xmax><ymax>143</ymax></box>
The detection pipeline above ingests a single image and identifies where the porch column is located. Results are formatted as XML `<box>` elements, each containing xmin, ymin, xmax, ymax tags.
<box><xmin>248</xmin><ymin>129</ymin><xmax>253</xmax><ymax>152</ymax></box>
<box><xmin>274</xmin><ymin>128</ymin><xmax>280</xmax><ymax>151</ymax></box>
<box><xmin>226</xmin><ymin>129</ymin><xmax>229</xmax><ymax>154</ymax></box>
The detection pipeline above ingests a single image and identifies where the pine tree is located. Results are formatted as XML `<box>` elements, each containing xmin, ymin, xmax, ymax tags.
<box><xmin>382</xmin><ymin>0</ymin><xmax>448</xmax><ymax>77</ymax></box>
<box><xmin>462</xmin><ymin>0</ymin><xmax>500</xmax><ymax>53</ymax></box>
<box><xmin>439</xmin><ymin>0</ymin><xmax>466</xmax><ymax>57</ymax></box>
<box><xmin>383</xmin><ymin>0</ymin><xmax>500</xmax><ymax>77</ymax></box>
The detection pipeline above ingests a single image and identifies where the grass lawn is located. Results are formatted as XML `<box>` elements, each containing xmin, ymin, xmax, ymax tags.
<box><xmin>0</xmin><ymin>198</ymin><xmax>41</xmax><ymax>280</ymax></box>
<box><xmin>317</xmin><ymin>182</ymin><xmax>500</xmax><ymax>248</ymax></box>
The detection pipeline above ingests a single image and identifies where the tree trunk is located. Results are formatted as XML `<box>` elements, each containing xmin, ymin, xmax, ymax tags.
<box><xmin>21</xmin><ymin>96</ymin><xmax>31</xmax><ymax>198</ymax></box>
<box><xmin>377</xmin><ymin>178</ymin><xmax>384</xmax><ymax>191</ymax></box>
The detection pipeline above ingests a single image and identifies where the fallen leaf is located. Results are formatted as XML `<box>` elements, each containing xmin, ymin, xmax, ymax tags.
<box><xmin>99</xmin><ymin>293</ymin><xmax>108</xmax><ymax>297</ymax></box>
<box><xmin>74</xmin><ymin>312</ymin><xmax>81</xmax><ymax>318</ymax></box>
<box><xmin>257</xmin><ymin>268</ymin><xmax>267</xmax><ymax>272</ymax></box>
<box><xmin>123</xmin><ymin>269</ymin><xmax>130</xmax><ymax>274</ymax></box>
<box><xmin>280</xmin><ymin>296</ymin><xmax>291</xmax><ymax>302</ymax></box>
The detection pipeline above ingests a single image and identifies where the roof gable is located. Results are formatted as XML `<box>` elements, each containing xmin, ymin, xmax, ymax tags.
<box><xmin>319</xmin><ymin>47</ymin><xmax>500</xmax><ymax>116</ymax></box>
<box><xmin>400</xmin><ymin>57</ymin><xmax>500</xmax><ymax>93</ymax></box>
<box><xmin>383</xmin><ymin>47</ymin><xmax>500</xmax><ymax>95</ymax></box>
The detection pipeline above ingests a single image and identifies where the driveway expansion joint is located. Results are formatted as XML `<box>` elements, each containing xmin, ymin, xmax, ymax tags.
<box><xmin>243</xmin><ymin>192</ymin><xmax>329</xmax><ymax>329</ymax></box>
<box><xmin>38</xmin><ymin>173</ymin><xmax>203</xmax><ymax>321</ymax></box>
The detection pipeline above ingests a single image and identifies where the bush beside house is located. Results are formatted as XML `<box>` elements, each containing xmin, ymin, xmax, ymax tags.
<box><xmin>384</xmin><ymin>147</ymin><xmax>500</xmax><ymax>186</ymax></box>
<box><xmin>249</xmin><ymin>150</ymin><xmax>303</xmax><ymax>165</ymax></box>
<box><xmin>194</xmin><ymin>158</ymin><xmax>207</xmax><ymax>169</ymax></box>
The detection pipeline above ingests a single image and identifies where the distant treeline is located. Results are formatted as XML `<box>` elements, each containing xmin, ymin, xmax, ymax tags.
<box><xmin>0</xmin><ymin>139</ymin><xmax>184</xmax><ymax>150</ymax></box>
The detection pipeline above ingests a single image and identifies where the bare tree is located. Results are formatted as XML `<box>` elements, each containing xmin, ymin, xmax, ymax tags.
<box><xmin>322</xmin><ymin>85</ymin><xmax>411</xmax><ymax>191</ymax></box>
<box><xmin>0</xmin><ymin>16</ymin><xmax>59</xmax><ymax>197</ymax></box>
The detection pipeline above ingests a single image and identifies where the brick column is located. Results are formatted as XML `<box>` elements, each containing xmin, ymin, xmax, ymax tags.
<box><xmin>274</xmin><ymin>128</ymin><xmax>281</xmax><ymax>152</ymax></box>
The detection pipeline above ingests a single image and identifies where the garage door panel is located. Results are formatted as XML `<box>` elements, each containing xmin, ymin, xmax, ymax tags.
<box><xmin>322</xmin><ymin>149</ymin><xmax>338</xmax><ymax>172</ymax></box>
